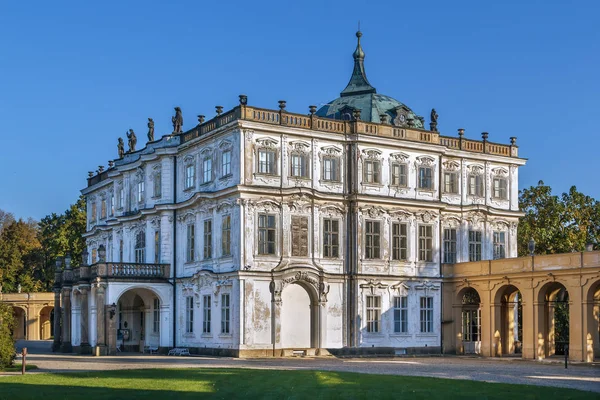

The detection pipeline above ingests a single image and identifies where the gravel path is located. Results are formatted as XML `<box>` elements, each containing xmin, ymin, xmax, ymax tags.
<box><xmin>10</xmin><ymin>352</ymin><xmax>600</xmax><ymax>394</ymax></box>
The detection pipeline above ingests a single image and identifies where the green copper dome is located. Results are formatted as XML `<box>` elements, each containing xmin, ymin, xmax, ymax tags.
<box><xmin>317</xmin><ymin>31</ymin><xmax>424</xmax><ymax>128</ymax></box>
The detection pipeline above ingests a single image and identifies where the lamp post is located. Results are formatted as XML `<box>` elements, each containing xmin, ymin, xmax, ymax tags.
<box><xmin>528</xmin><ymin>238</ymin><xmax>536</xmax><ymax>256</ymax></box>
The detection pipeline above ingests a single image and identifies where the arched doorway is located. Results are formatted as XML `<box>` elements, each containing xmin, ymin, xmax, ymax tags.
<box><xmin>460</xmin><ymin>288</ymin><xmax>481</xmax><ymax>354</ymax></box>
<box><xmin>12</xmin><ymin>307</ymin><xmax>27</xmax><ymax>340</ymax></box>
<box><xmin>280</xmin><ymin>283</ymin><xmax>317</xmax><ymax>349</ymax></box>
<box><xmin>496</xmin><ymin>285</ymin><xmax>522</xmax><ymax>356</ymax></box>
<box><xmin>39</xmin><ymin>306</ymin><xmax>54</xmax><ymax>340</ymax></box>
<box><xmin>538</xmin><ymin>282</ymin><xmax>569</xmax><ymax>357</ymax></box>
<box><xmin>585</xmin><ymin>280</ymin><xmax>600</xmax><ymax>361</ymax></box>
<box><xmin>115</xmin><ymin>288</ymin><xmax>161</xmax><ymax>352</ymax></box>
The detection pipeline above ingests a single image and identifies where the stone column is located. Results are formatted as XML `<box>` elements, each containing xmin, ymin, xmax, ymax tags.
<box><xmin>60</xmin><ymin>287</ymin><xmax>73</xmax><ymax>352</ymax></box>
<box><xmin>52</xmin><ymin>288</ymin><xmax>62</xmax><ymax>351</ymax></box>
<box><xmin>80</xmin><ymin>286</ymin><xmax>91</xmax><ymax>354</ymax></box>
<box><xmin>95</xmin><ymin>283</ymin><xmax>107</xmax><ymax>356</ymax></box>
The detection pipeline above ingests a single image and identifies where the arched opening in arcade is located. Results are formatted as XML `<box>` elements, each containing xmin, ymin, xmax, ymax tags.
<box><xmin>538</xmin><ymin>282</ymin><xmax>569</xmax><ymax>358</ymax></box>
<box><xmin>39</xmin><ymin>306</ymin><xmax>54</xmax><ymax>340</ymax></box>
<box><xmin>12</xmin><ymin>306</ymin><xmax>27</xmax><ymax>340</ymax></box>
<box><xmin>460</xmin><ymin>288</ymin><xmax>481</xmax><ymax>354</ymax></box>
<box><xmin>497</xmin><ymin>285</ymin><xmax>523</xmax><ymax>356</ymax></box>
<box><xmin>280</xmin><ymin>282</ymin><xmax>318</xmax><ymax>349</ymax></box>
<box><xmin>585</xmin><ymin>280</ymin><xmax>600</xmax><ymax>361</ymax></box>
<box><xmin>115</xmin><ymin>288</ymin><xmax>162</xmax><ymax>352</ymax></box>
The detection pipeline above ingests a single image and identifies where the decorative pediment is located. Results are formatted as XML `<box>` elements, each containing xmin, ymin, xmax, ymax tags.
<box><xmin>361</xmin><ymin>148</ymin><xmax>382</xmax><ymax>159</ymax></box>
<box><xmin>490</xmin><ymin>219</ymin><xmax>510</xmax><ymax>230</ymax></box>
<box><xmin>200</xmin><ymin>147</ymin><xmax>213</xmax><ymax>157</ymax></box>
<box><xmin>360</xmin><ymin>279</ymin><xmax>388</xmax><ymax>295</ymax></box>
<box><xmin>416</xmin><ymin>156</ymin><xmax>435</xmax><ymax>166</ymax></box>
<box><xmin>256</xmin><ymin>138</ymin><xmax>278</xmax><ymax>148</ymax></box>
<box><xmin>289</xmin><ymin>141</ymin><xmax>310</xmax><ymax>152</ymax></box>
<box><xmin>468</xmin><ymin>164</ymin><xmax>484</xmax><ymax>174</ymax></box>
<box><xmin>390</xmin><ymin>152</ymin><xmax>410</xmax><ymax>162</ymax></box>
<box><xmin>254</xmin><ymin>199</ymin><xmax>281</xmax><ymax>213</ymax></box>
<box><xmin>183</xmin><ymin>154</ymin><xmax>195</xmax><ymax>165</ymax></box>
<box><xmin>320</xmin><ymin>145</ymin><xmax>342</xmax><ymax>156</ymax></box>
<box><xmin>414</xmin><ymin>280</ymin><xmax>440</xmax><ymax>295</ymax></box>
<box><xmin>177</xmin><ymin>211</ymin><xmax>196</xmax><ymax>223</ymax></box>
<box><xmin>467</xmin><ymin>211</ymin><xmax>486</xmax><ymax>228</ymax></box>
<box><xmin>218</xmin><ymin>139</ymin><xmax>233</xmax><ymax>150</ymax></box>
<box><xmin>441</xmin><ymin>214</ymin><xmax>461</xmax><ymax>227</ymax></box>
<box><xmin>417</xmin><ymin>210</ymin><xmax>437</xmax><ymax>223</ymax></box>
<box><xmin>492</xmin><ymin>167</ymin><xmax>509</xmax><ymax>176</ymax></box>
<box><xmin>390</xmin><ymin>282</ymin><xmax>410</xmax><ymax>296</ymax></box>
<box><xmin>152</xmin><ymin>163</ymin><xmax>161</xmax><ymax>172</ymax></box>
<box><xmin>319</xmin><ymin>203</ymin><xmax>345</xmax><ymax>216</ymax></box>
<box><xmin>216</xmin><ymin>200</ymin><xmax>234</xmax><ymax>212</ymax></box>
<box><xmin>360</xmin><ymin>205</ymin><xmax>386</xmax><ymax>218</ymax></box>
<box><xmin>150</xmin><ymin>217</ymin><xmax>161</xmax><ymax>229</ymax></box>
<box><xmin>389</xmin><ymin>208</ymin><xmax>412</xmax><ymax>221</ymax></box>
<box><xmin>135</xmin><ymin>167</ymin><xmax>144</xmax><ymax>179</ymax></box>
<box><xmin>443</xmin><ymin>160</ymin><xmax>460</xmax><ymax>171</ymax></box>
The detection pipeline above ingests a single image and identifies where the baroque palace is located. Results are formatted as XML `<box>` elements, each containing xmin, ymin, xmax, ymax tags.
<box><xmin>49</xmin><ymin>32</ymin><xmax>599</xmax><ymax>361</ymax></box>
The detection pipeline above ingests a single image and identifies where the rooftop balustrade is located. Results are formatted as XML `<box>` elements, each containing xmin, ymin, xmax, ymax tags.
<box><xmin>69</xmin><ymin>262</ymin><xmax>170</xmax><ymax>283</ymax></box>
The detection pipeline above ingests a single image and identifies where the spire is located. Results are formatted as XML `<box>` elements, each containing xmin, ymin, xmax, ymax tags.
<box><xmin>340</xmin><ymin>30</ymin><xmax>376</xmax><ymax>97</ymax></box>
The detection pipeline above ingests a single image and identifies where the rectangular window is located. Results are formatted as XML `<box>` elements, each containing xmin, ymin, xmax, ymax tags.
<box><xmin>221</xmin><ymin>294</ymin><xmax>230</xmax><ymax>334</ymax></box>
<box><xmin>366</xmin><ymin>295</ymin><xmax>381</xmax><ymax>333</ymax></box>
<box><xmin>420</xmin><ymin>296</ymin><xmax>434</xmax><ymax>333</ymax></box>
<box><xmin>443</xmin><ymin>172</ymin><xmax>458</xmax><ymax>194</ymax></box>
<box><xmin>153</xmin><ymin>298</ymin><xmax>160</xmax><ymax>333</ymax></box>
<box><xmin>118</xmin><ymin>188</ymin><xmax>124</xmax><ymax>209</ymax></box>
<box><xmin>137</xmin><ymin>181</ymin><xmax>144</xmax><ymax>203</ymax></box>
<box><xmin>393</xmin><ymin>296</ymin><xmax>408</xmax><ymax>333</ymax></box>
<box><xmin>468</xmin><ymin>175</ymin><xmax>484</xmax><ymax>196</ymax></box>
<box><xmin>418</xmin><ymin>166</ymin><xmax>433</xmax><ymax>189</ymax></box>
<box><xmin>323</xmin><ymin>218</ymin><xmax>339</xmax><ymax>258</ymax></box>
<box><xmin>469</xmin><ymin>230</ymin><xmax>482</xmax><ymax>261</ymax></box>
<box><xmin>91</xmin><ymin>202</ymin><xmax>97</xmax><ymax>222</ymax></box>
<box><xmin>363</xmin><ymin>160</ymin><xmax>381</xmax><ymax>184</ymax></box>
<box><xmin>291</xmin><ymin>216</ymin><xmax>309</xmax><ymax>257</ymax></box>
<box><xmin>493</xmin><ymin>231</ymin><xmax>506</xmax><ymax>260</ymax></box>
<box><xmin>443</xmin><ymin>228</ymin><xmax>457</xmax><ymax>263</ymax></box>
<box><xmin>185</xmin><ymin>296</ymin><xmax>194</xmax><ymax>334</ymax></box>
<box><xmin>187</xmin><ymin>224</ymin><xmax>195</xmax><ymax>262</ymax></box>
<box><xmin>203</xmin><ymin>157</ymin><xmax>212</xmax><ymax>183</ymax></box>
<box><xmin>185</xmin><ymin>164</ymin><xmax>195</xmax><ymax>189</ymax></box>
<box><xmin>391</xmin><ymin>163</ymin><xmax>407</xmax><ymax>187</ymax></box>
<box><xmin>365</xmin><ymin>221</ymin><xmax>381</xmax><ymax>259</ymax></box>
<box><xmin>493</xmin><ymin>177</ymin><xmax>507</xmax><ymax>199</ymax></box>
<box><xmin>418</xmin><ymin>225</ymin><xmax>433</xmax><ymax>262</ymax></box>
<box><xmin>110</xmin><ymin>194</ymin><xmax>115</xmax><ymax>216</ymax></box>
<box><xmin>100</xmin><ymin>199</ymin><xmax>107</xmax><ymax>220</ymax></box>
<box><xmin>134</xmin><ymin>232</ymin><xmax>146</xmax><ymax>263</ymax></box>
<box><xmin>203</xmin><ymin>220</ymin><xmax>212</xmax><ymax>259</ymax></box>
<box><xmin>91</xmin><ymin>248</ymin><xmax>97</xmax><ymax>264</ymax></box>
<box><xmin>290</xmin><ymin>154</ymin><xmax>309</xmax><ymax>178</ymax></box>
<box><xmin>119</xmin><ymin>239</ymin><xmax>123</xmax><ymax>262</ymax></box>
<box><xmin>322</xmin><ymin>157</ymin><xmax>339</xmax><ymax>181</ymax></box>
<box><xmin>258</xmin><ymin>214</ymin><xmax>276</xmax><ymax>255</ymax></box>
<box><xmin>202</xmin><ymin>295</ymin><xmax>211</xmax><ymax>334</ymax></box>
<box><xmin>154</xmin><ymin>173</ymin><xmax>161</xmax><ymax>198</ymax></box>
<box><xmin>221</xmin><ymin>150</ymin><xmax>231</xmax><ymax>177</ymax></box>
<box><xmin>392</xmin><ymin>222</ymin><xmax>408</xmax><ymax>261</ymax></box>
<box><xmin>154</xmin><ymin>230</ymin><xmax>161</xmax><ymax>263</ymax></box>
<box><xmin>258</xmin><ymin>149</ymin><xmax>276</xmax><ymax>174</ymax></box>
<box><xmin>221</xmin><ymin>214</ymin><xmax>231</xmax><ymax>256</ymax></box>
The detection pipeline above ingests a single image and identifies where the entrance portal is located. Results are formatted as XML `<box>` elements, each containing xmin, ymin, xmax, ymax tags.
<box><xmin>115</xmin><ymin>288</ymin><xmax>161</xmax><ymax>352</ymax></box>
<box><xmin>281</xmin><ymin>283</ymin><xmax>312</xmax><ymax>349</ymax></box>
<box><xmin>461</xmin><ymin>288</ymin><xmax>481</xmax><ymax>354</ymax></box>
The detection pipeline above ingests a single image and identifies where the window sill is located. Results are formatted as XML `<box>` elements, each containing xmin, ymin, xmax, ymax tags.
<box><xmin>183</xmin><ymin>333</ymin><xmax>195</xmax><ymax>338</ymax></box>
<box><xmin>199</xmin><ymin>181</ymin><xmax>213</xmax><ymax>186</ymax></box>
<box><xmin>417</xmin><ymin>188</ymin><xmax>435</xmax><ymax>192</ymax></box>
<box><xmin>390</xmin><ymin>333</ymin><xmax>411</xmax><ymax>337</ymax></box>
<box><xmin>416</xmin><ymin>333</ymin><xmax>437</xmax><ymax>337</ymax></box>
<box><xmin>219</xmin><ymin>333</ymin><xmax>233</xmax><ymax>338</ymax></box>
<box><xmin>254</xmin><ymin>173</ymin><xmax>280</xmax><ymax>178</ymax></box>
<box><xmin>319</xmin><ymin>179</ymin><xmax>342</xmax><ymax>185</ymax></box>
<box><xmin>289</xmin><ymin>176</ymin><xmax>311</xmax><ymax>180</ymax></box>
<box><xmin>361</xmin><ymin>183</ymin><xmax>383</xmax><ymax>188</ymax></box>
<box><xmin>220</xmin><ymin>174</ymin><xmax>233</xmax><ymax>180</ymax></box>
<box><xmin>442</xmin><ymin>191</ymin><xmax>459</xmax><ymax>195</ymax></box>
<box><xmin>389</xmin><ymin>184</ymin><xmax>409</xmax><ymax>189</ymax></box>
<box><xmin>201</xmin><ymin>333</ymin><xmax>212</xmax><ymax>338</ymax></box>
<box><xmin>183</xmin><ymin>186</ymin><xmax>195</xmax><ymax>192</ymax></box>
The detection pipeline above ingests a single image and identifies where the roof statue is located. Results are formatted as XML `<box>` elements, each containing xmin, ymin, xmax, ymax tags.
<box><xmin>430</xmin><ymin>109</ymin><xmax>438</xmax><ymax>132</ymax></box>
<box><xmin>172</xmin><ymin>107</ymin><xmax>183</xmax><ymax>133</ymax></box>
<box><xmin>117</xmin><ymin>137</ymin><xmax>125</xmax><ymax>158</ymax></box>
<box><xmin>147</xmin><ymin>118</ymin><xmax>155</xmax><ymax>142</ymax></box>
<box><xmin>317</xmin><ymin>31</ymin><xmax>424</xmax><ymax>128</ymax></box>
<box><xmin>127</xmin><ymin>129</ymin><xmax>137</xmax><ymax>153</ymax></box>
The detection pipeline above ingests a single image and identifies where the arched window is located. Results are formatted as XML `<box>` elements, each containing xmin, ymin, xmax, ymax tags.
<box><xmin>135</xmin><ymin>231</ymin><xmax>145</xmax><ymax>263</ymax></box>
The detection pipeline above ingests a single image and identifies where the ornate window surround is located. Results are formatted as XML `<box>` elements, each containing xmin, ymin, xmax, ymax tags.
<box><xmin>255</xmin><ymin>138</ymin><xmax>279</xmax><ymax>176</ymax></box>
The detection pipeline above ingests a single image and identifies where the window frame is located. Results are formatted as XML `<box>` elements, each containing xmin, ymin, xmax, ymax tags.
<box><xmin>391</xmin><ymin>222</ymin><xmax>408</xmax><ymax>261</ymax></box>
<box><xmin>493</xmin><ymin>231</ymin><xmax>506</xmax><ymax>260</ymax></box>
<box><xmin>365</xmin><ymin>220</ymin><xmax>381</xmax><ymax>259</ymax></box>
<box><xmin>221</xmin><ymin>150</ymin><xmax>232</xmax><ymax>177</ymax></box>
<box><xmin>469</xmin><ymin>230</ymin><xmax>482</xmax><ymax>261</ymax></box>
<box><xmin>186</xmin><ymin>223</ymin><xmax>195</xmax><ymax>262</ymax></box>
<box><xmin>393</xmin><ymin>296</ymin><xmax>408</xmax><ymax>333</ymax></box>
<box><xmin>153</xmin><ymin>172</ymin><xmax>162</xmax><ymax>198</ymax></box>
<box><xmin>468</xmin><ymin>174</ymin><xmax>484</xmax><ymax>197</ymax></box>
<box><xmin>257</xmin><ymin>213</ymin><xmax>277</xmax><ymax>255</ymax></box>
<box><xmin>137</xmin><ymin>181</ymin><xmax>145</xmax><ymax>203</ymax></box>
<box><xmin>203</xmin><ymin>219</ymin><xmax>212</xmax><ymax>259</ymax></box>
<box><xmin>134</xmin><ymin>230</ymin><xmax>145</xmax><ymax>263</ymax></box>
<box><xmin>443</xmin><ymin>228</ymin><xmax>457</xmax><ymax>264</ymax></box>
<box><xmin>418</xmin><ymin>224</ymin><xmax>433</xmax><ymax>262</ymax></box>
<box><xmin>154</xmin><ymin>230</ymin><xmax>161</xmax><ymax>264</ymax></box>
<box><xmin>221</xmin><ymin>294</ymin><xmax>230</xmax><ymax>334</ymax></box>
<box><xmin>418</xmin><ymin>166</ymin><xmax>434</xmax><ymax>190</ymax></box>
<box><xmin>322</xmin><ymin>156</ymin><xmax>340</xmax><ymax>182</ymax></box>
<box><xmin>366</xmin><ymin>295</ymin><xmax>381</xmax><ymax>333</ymax></box>
<box><xmin>363</xmin><ymin>159</ymin><xmax>381</xmax><ymax>184</ymax></box>
<box><xmin>493</xmin><ymin>177</ymin><xmax>508</xmax><ymax>200</ymax></box>
<box><xmin>443</xmin><ymin>171</ymin><xmax>459</xmax><ymax>194</ymax></box>
<box><xmin>420</xmin><ymin>296</ymin><xmax>434</xmax><ymax>333</ymax></box>
<box><xmin>202</xmin><ymin>295</ymin><xmax>211</xmax><ymax>334</ymax></box>
<box><xmin>202</xmin><ymin>156</ymin><xmax>213</xmax><ymax>184</ymax></box>
<box><xmin>390</xmin><ymin>162</ymin><xmax>408</xmax><ymax>187</ymax></box>
<box><xmin>153</xmin><ymin>298</ymin><xmax>160</xmax><ymax>333</ymax></box>
<box><xmin>290</xmin><ymin>152</ymin><xmax>310</xmax><ymax>179</ymax></box>
<box><xmin>185</xmin><ymin>296</ymin><xmax>194</xmax><ymax>334</ymax></box>
<box><xmin>322</xmin><ymin>218</ymin><xmax>340</xmax><ymax>259</ymax></box>
<box><xmin>221</xmin><ymin>214</ymin><xmax>231</xmax><ymax>257</ymax></box>
<box><xmin>257</xmin><ymin>148</ymin><xmax>277</xmax><ymax>175</ymax></box>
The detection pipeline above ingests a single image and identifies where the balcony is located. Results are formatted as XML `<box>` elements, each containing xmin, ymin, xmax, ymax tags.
<box><xmin>69</xmin><ymin>262</ymin><xmax>171</xmax><ymax>284</ymax></box>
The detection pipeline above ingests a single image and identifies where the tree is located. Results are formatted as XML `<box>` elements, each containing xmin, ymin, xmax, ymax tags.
<box><xmin>0</xmin><ymin>302</ymin><xmax>16</xmax><ymax>370</ymax></box>
<box><xmin>0</xmin><ymin>209</ymin><xmax>15</xmax><ymax>234</ymax></box>
<box><xmin>518</xmin><ymin>181</ymin><xmax>599</xmax><ymax>256</ymax></box>
<box><xmin>0</xmin><ymin>219</ymin><xmax>43</xmax><ymax>293</ymax></box>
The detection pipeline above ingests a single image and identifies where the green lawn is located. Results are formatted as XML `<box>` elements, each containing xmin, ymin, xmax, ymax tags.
<box><xmin>0</xmin><ymin>368</ymin><xmax>594</xmax><ymax>400</ymax></box>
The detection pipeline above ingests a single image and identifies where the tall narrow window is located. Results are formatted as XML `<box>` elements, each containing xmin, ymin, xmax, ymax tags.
<box><xmin>185</xmin><ymin>296</ymin><xmax>194</xmax><ymax>334</ymax></box>
<box><xmin>290</xmin><ymin>153</ymin><xmax>309</xmax><ymax>178</ymax></box>
<box><xmin>322</xmin><ymin>157</ymin><xmax>339</xmax><ymax>181</ymax></box>
<box><xmin>323</xmin><ymin>218</ymin><xmax>339</xmax><ymax>258</ymax></box>
<box><xmin>221</xmin><ymin>150</ymin><xmax>231</xmax><ymax>177</ymax></box>
<box><xmin>420</xmin><ymin>297</ymin><xmax>434</xmax><ymax>333</ymax></box>
<box><xmin>153</xmin><ymin>172</ymin><xmax>161</xmax><ymax>198</ymax></box>
<box><xmin>394</xmin><ymin>296</ymin><xmax>408</xmax><ymax>333</ymax></box>
<box><xmin>468</xmin><ymin>174</ymin><xmax>484</xmax><ymax>196</ymax></box>
<box><xmin>203</xmin><ymin>156</ymin><xmax>212</xmax><ymax>183</ymax></box>
<box><xmin>91</xmin><ymin>202</ymin><xmax>97</xmax><ymax>222</ymax></box>
<box><xmin>119</xmin><ymin>239</ymin><xmax>123</xmax><ymax>262</ymax></box>
<box><xmin>258</xmin><ymin>214</ymin><xmax>276</xmax><ymax>255</ymax></box>
<box><xmin>392</xmin><ymin>222</ymin><xmax>408</xmax><ymax>261</ymax></box>
<box><xmin>100</xmin><ymin>199</ymin><xmax>107</xmax><ymax>220</ymax></box>
<box><xmin>154</xmin><ymin>230</ymin><xmax>161</xmax><ymax>263</ymax></box>
<box><xmin>221</xmin><ymin>215</ymin><xmax>231</xmax><ymax>256</ymax></box>
<box><xmin>134</xmin><ymin>231</ymin><xmax>145</xmax><ymax>263</ymax></box>
<box><xmin>137</xmin><ymin>181</ymin><xmax>145</xmax><ymax>203</ymax></box>
<box><xmin>391</xmin><ymin>163</ymin><xmax>407</xmax><ymax>187</ymax></box>
<box><xmin>186</xmin><ymin>224</ymin><xmax>195</xmax><ymax>262</ymax></box>
<box><xmin>258</xmin><ymin>149</ymin><xmax>276</xmax><ymax>174</ymax></box>
<box><xmin>291</xmin><ymin>216</ymin><xmax>309</xmax><ymax>257</ymax></box>
<box><xmin>118</xmin><ymin>188</ymin><xmax>124</xmax><ymax>209</ymax></box>
<box><xmin>365</xmin><ymin>221</ymin><xmax>381</xmax><ymax>259</ymax></box>
<box><xmin>110</xmin><ymin>194</ymin><xmax>115</xmax><ymax>216</ymax></box>
<box><xmin>469</xmin><ymin>230</ymin><xmax>482</xmax><ymax>261</ymax></box>
<box><xmin>443</xmin><ymin>172</ymin><xmax>458</xmax><ymax>194</ymax></box>
<box><xmin>493</xmin><ymin>177</ymin><xmax>507</xmax><ymax>199</ymax></box>
<box><xmin>363</xmin><ymin>160</ymin><xmax>380</xmax><ymax>184</ymax></box>
<box><xmin>418</xmin><ymin>225</ymin><xmax>433</xmax><ymax>262</ymax></box>
<box><xmin>493</xmin><ymin>231</ymin><xmax>506</xmax><ymax>259</ymax></box>
<box><xmin>91</xmin><ymin>248</ymin><xmax>97</xmax><ymax>264</ymax></box>
<box><xmin>418</xmin><ymin>166</ymin><xmax>433</xmax><ymax>189</ymax></box>
<box><xmin>443</xmin><ymin>228</ymin><xmax>457</xmax><ymax>264</ymax></box>
<box><xmin>203</xmin><ymin>219</ymin><xmax>212</xmax><ymax>259</ymax></box>
<box><xmin>221</xmin><ymin>294</ymin><xmax>230</xmax><ymax>334</ymax></box>
<box><xmin>185</xmin><ymin>164</ymin><xmax>195</xmax><ymax>189</ymax></box>
<box><xmin>153</xmin><ymin>298</ymin><xmax>160</xmax><ymax>333</ymax></box>
<box><xmin>202</xmin><ymin>295</ymin><xmax>211</xmax><ymax>334</ymax></box>
<box><xmin>366</xmin><ymin>295</ymin><xmax>381</xmax><ymax>333</ymax></box>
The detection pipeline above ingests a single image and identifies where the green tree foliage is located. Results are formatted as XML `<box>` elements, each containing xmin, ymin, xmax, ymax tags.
<box><xmin>518</xmin><ymin>181</ymin><xmax>600</xmax><ymax>256</ymax></box>
<box><xmin>0</xmin><ymin>302</ymin><xmax>16</xmax><ymax>370</ymax></box>
<box><xmin>0</xmin><ymin>219</ymin><xmax>43</xmax><ymax>293</ymax></box>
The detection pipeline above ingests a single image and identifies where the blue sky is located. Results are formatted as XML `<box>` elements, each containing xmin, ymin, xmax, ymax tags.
<box><xmin>0</xmin><ymin>0</ymin><xmax>598</xmax><ymax>220</ymax></box>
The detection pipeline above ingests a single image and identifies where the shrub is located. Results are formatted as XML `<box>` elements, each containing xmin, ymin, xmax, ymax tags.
<box><xmin>0</xmin><ymin>302</ymin><xmax>16</xmax><ymax>370</ymax></box>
